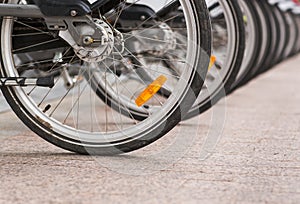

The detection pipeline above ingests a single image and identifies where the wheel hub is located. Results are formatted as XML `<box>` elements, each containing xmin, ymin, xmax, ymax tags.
<box><xmin>59</xmin><ymin>18</ymin><xmax>117</xmax><ymax>63</ymax></box>
<box><xmin>75</xmin><ymin>19</ymin><xmax>115</xmax><ymax>63</ymax></box>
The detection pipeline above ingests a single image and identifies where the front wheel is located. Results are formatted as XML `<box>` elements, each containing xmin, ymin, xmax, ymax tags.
<box><xmin>0</xmin><ymin>0</ymin><xmax>211</xmax><ymax>155</ymax></box>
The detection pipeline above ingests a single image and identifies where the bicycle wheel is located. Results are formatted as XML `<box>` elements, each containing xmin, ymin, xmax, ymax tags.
<box><xmin>230</xmin><ymin>0</ymin><xmax>261</xmax><ymax>91</ymax></box>
<box><xmin>282</xmin><ymin>10</ymin><xmax>298</xmax><ymax>58</ymax></box>
<box><xmin>269</xmin><ymin>3</ymin><xmax>289</xmax><ymax>65</ymax></box>
<box><xmin>293</xmin><ymin>14</ymin><xmax>300</xmax><ymax>54</ymax></box>
<box><xmin>258</xmin><ymin>1</ymin><xmax>280</xmax><ymax>72</ymax></box>
<box><xmin>184</xmin><ymin>0</ymin><xmax>245</xmax><ymax>119</ymax></box>
<box><xmin>237</xmin><ymin>0</ymin><xmax>272</xmax><ymax>86</ymax></box>
<box><xmin>283</xmin><ymin>10</ymin><xmax>299</xmax><ymax>58</ymax></box>
<box><xmin>0</xmin><ymin>0</ymin><xmax>211</xmax><ymax>155</ymax></box>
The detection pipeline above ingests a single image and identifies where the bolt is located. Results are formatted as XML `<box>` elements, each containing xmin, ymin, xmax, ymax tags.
<box><xmin>70</xmin><ymin>10</ymin><xmax>77</xmax><ymax>17</ymax></box>
<box><xmin>140</xmin><ymin>15</ymin><xmax>146</xmax><ymax>21</ymax></box>
<box><xmin>83</xmin><ymin>36</ymin><xmax>94</xmax><ymax>45</ymax></box>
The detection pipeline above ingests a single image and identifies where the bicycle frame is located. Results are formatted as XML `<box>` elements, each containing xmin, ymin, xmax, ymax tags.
<box><xmin>0</xmin><ymin>0</ymin><xmax>180</xmax><ymax>18</ymax></box>
<box><xmin>0</xmin><ymin>4</ymin><xmax>43</xmax><ymax>18</ymax></box>
<box><xmin>0</xmin><ymin>0</ymin><xmax>113</xmax><ymax>18</ymax></box>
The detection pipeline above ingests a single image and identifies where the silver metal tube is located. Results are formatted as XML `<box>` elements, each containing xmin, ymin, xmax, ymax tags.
<box><xmin>0</xmin><ymin>4</ymin><xmax>44</xmax><ymax>18</ymax></box>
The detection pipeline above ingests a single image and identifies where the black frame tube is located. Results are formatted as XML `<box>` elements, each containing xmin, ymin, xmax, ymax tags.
<box><xmin>0</xmin><ymin>4</ymin><xmax>44</xmax><ymax>18</ymax></box>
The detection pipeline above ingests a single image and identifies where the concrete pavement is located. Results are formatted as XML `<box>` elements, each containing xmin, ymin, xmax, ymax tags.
<box><xmin>0</xmin><ymin>55</ymin><xmax>299</xmax><ymax>203</ymax></box>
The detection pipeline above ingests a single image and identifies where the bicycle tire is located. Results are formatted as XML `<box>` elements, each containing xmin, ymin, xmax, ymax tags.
<box><xmin>230</xmin><ymin>0</ymin><xmax>261</xmax><ymax>91</ymax></box>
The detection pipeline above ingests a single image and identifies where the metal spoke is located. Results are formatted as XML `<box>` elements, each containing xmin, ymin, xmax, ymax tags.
<box><xmin>12</xmin><ymin>38</ymin><xmax>60</xmax><ymax>53</ymax></box>
<box><xmin>105</xmin><ymin>55</ymin><xmax>181</xmax><ymax>79</ymax></box>
<box><xmin>99</xmin><ymin>60</ymin><xmax>145</xmax><ymax>122</ymax></box>
<box><xmin>14</xmin><ymin>20</ymin><xmax>52</xmax><ymax>36</ymax></box>
<box><xmin>123</xmin><ymin>14</ymin><xmax>182</xmax><ymax>42</ymax></box>
<box><xmin>12</xmin><ymin>32</ymin><xmax>51</xmax><ymax>37</ymax></box>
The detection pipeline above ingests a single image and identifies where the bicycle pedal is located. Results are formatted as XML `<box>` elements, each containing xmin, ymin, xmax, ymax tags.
<box><xmin>0</xmin><ymin>76</ymin><xmax>54</xmax><ymax>88</ymax></box>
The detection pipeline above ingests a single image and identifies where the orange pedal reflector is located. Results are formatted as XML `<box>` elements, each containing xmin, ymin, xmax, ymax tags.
<box><xmin>209</xmin><ymin>55</ymin><xmax>216</xmax><ymax>70</ymax></box>
<box><xmin>135</xmin><ymin>75</ymin><xmax>167</xmax><ymax>107</ymax></box>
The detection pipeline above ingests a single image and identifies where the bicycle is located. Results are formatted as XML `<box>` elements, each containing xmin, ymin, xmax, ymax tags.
<box><xmin>0</xmin><ymin>0</ymin><xmax>211</xmax><ymax>155</ymax></box>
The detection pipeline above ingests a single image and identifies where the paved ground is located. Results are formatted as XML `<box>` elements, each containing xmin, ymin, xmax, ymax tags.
<box><xmin>0</xmin><ymin>55</ymin><xmax>300</xmax><ymax>204</ymax></box>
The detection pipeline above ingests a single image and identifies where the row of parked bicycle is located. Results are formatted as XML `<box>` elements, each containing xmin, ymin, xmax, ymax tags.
<box><xmin>208</xmin><ymin>0</ymin><xmax>300</xmax><ymax>107</ymax></box>
<box><xmin>0</xmin><ymin>0</ymin><xmax>299</xmax><ymax>154</ymax></box>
